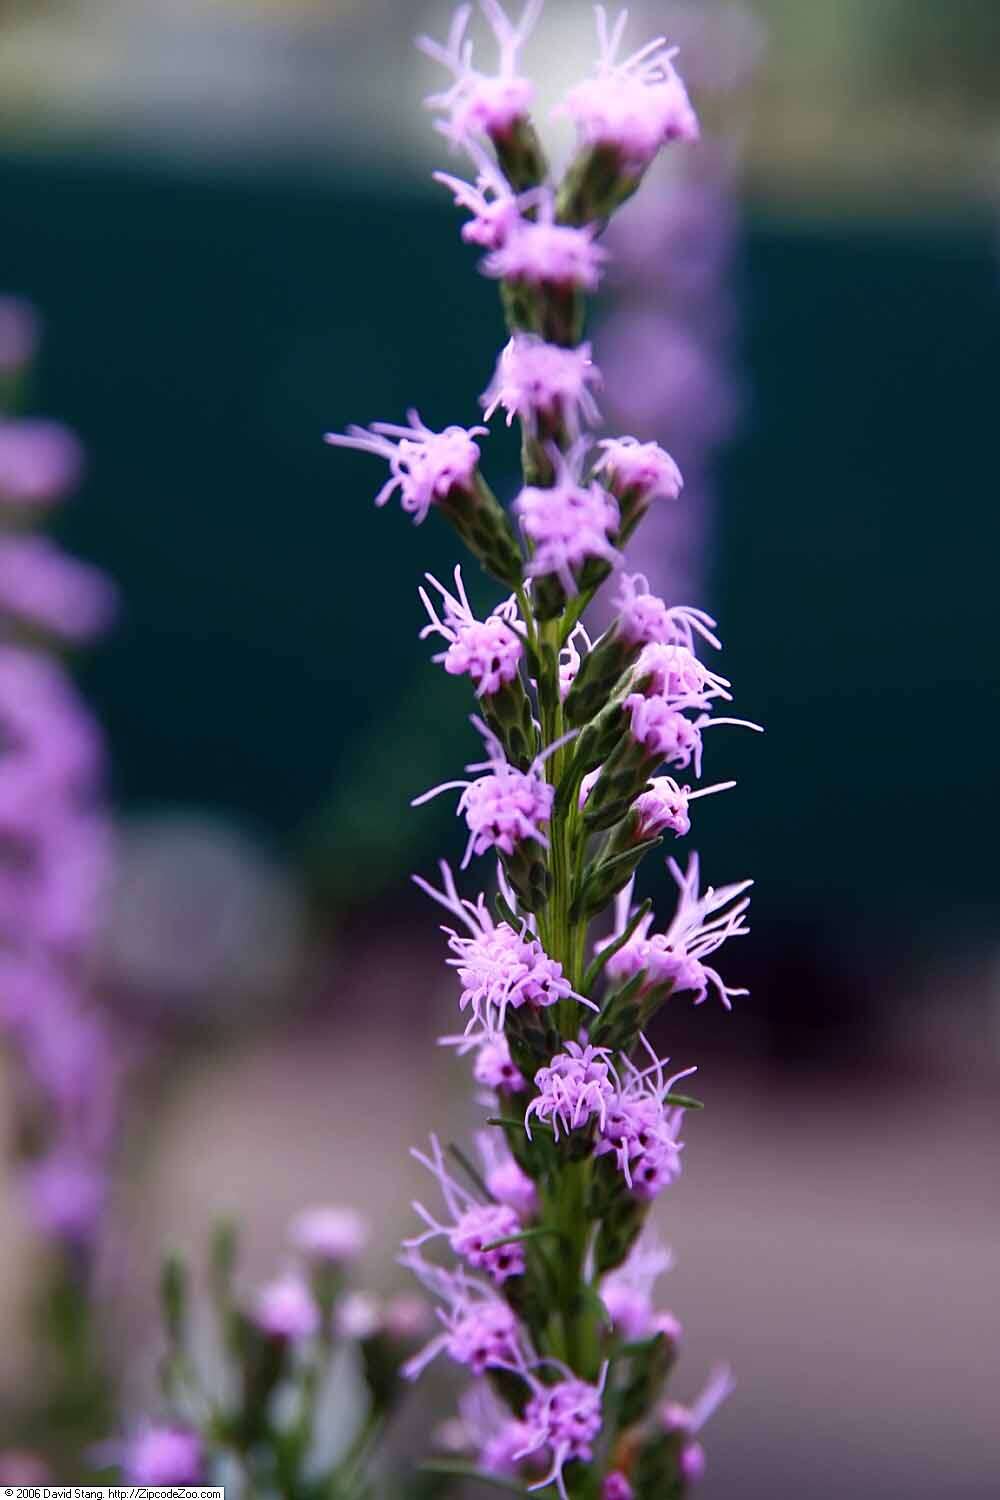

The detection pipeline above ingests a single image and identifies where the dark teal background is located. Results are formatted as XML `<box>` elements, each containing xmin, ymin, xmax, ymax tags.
<box><xmin>4</xmin><ymin>150</ymin><xmax>997</xmax><ymax>941</ymax></box>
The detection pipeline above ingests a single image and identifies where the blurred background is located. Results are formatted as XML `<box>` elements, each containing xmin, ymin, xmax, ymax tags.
<box><xmin>0</xmin><ymin>0</ymin><xmax>998</xmax><ymax>1494</ymax></box>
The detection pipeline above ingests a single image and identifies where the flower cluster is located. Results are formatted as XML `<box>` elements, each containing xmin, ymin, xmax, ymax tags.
<box><xmin>112</xmin><ymin>1207</ymin><xmax>428</xmax><ymax>1492</ymax></box>
<box><xmin>0</xmin><ymin>307</ymin><xmax>124</xmax><ymax>1252</ymax></box>
<box><xmin>323</xmin><ymin>5</ymin><xmax>752</xmax><ymax>1494</ymax></box>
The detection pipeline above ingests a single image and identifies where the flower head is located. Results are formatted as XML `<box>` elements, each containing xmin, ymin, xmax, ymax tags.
<box><xmin>596</xmin><ymin>1038</ymin><xmax>695</xmax><ymax>1195</ymax></box>
<box><xmin>661</xmin><ymin>1364</ymin><xmax>736</xmax><ymax>1481</ymax></box>
<box><xmin>476</xmin><ymin>1128</ymin><xmax>538</xmax><ymax>1217</ymax></box>
<box><xmin>252</xmin><ymin>1274</ymin><xmax>320</xmax><ymax>1341</ymax></box>
<box><xmin>483</xmin><ymin>193</ymin><xmax>607</xmax><ymax>291</ymax></box>
<box><xmin>0</xmin><ymin>536</ymin><xmax>117</xmax><ymax>642</ymax></box>
<box><xmin>402</xmin><ymin>1253</ymin><xmax>528</xmax><ymax>1379</ymax></box>
<box><xmin>419</xmin><ymin>567</ymin><xmax>523</xmax><ymax>697</ymax></box>
<box><xmin>516</xmin><ymin>1366</ymin><xmax>607</xmax><ymax>1500</ymax></box>
<box><xmin>559</xmin><ymin>8</ymin><xmax>699</xmax><ymax>171</ymax></box>
<box><xmin>124</xmin><ymin>1427</ymin><xmax>202</xmax><ymax>1487</ymax></box>
<box><xmin>473</xmin><ymin>1032</ymin><xmax>529</xmax><ymax>1092</ymax></box>
<box><xmin>290</xmin><ymin>1205</ymin><xmax>368</xmax><ymax>1263</ymax></box>
<box><xmin>558</xmin><ymin>621</ymin><xmax>592</xmax><ymax>701</ymax></box>
<box><xmin>516</xmin><ymin>449</ymin><xmax>621</xmax><ymax>597</ymax></box>
<box><xmin>413</xmin><ymin>720</ymin><xmax>557</xmax><ymax>869</ymax></box>
<box><xmin>634</xmin><ymin>642</ymin><xmax>731</xmax><ymax>703</ymax></box>
<box><xmin>604</xmin><ymin>856</ymin><xmax>751</xmax><ymax>1008</ymax></box>
<box><xmin>325</xmin><ymin>409</ymin><xmax>486</xmax><ymax>524</ymax></box>
<box><xmin>435</xmin><ymin>140</ymin><xmax>535</xmax><ymax>249</ymax></box>
<box><xmin>418</xmin><ymin>0</ymin><xmax>543</xmax><ymax>148</ymax></box>
<box><xmin>595</xmin><ymin>435</ymin><xmax>683</xmax><ymax>503</ymax></box>
<box><xmin>415</xmin><ymin>860</ymin><xmax>574</xmax><ymax>1038</ymax></box>
<box><xmin>601</xmin><ymin>1231</ymin><xmax>674</xmax><ymax>1341</ymax></box>
<box><xmin>525</xmin><ymin>1041</ymin><xmax>618</xmax><ymax>1140</ymax></box>
<box><xmin>407</xmin><ymin>1136</ymin><xmax>525</xmax><ymax>1283</ymax></box>
<box><xmin>0</xmin><ymin>421</ymin><xmax>83</xmax><ymax>508</ymax></box>
<box><xmin>613</xmin><ymin>573</ymin><xmax>720</xmax><ymax>652</ymax></box>
<box><xmin>604</xmin><ymin>1475</ymin><xmax>634</xmax><ymax>1500</ymax></box>
<box><xmin>631</xmin><ymin>775</ymin><xmax>735</xmax><ymax>840</ymax></box>
<box><xmin>482</xmin><ymin>335</ymin><xmax>601</xmax><ymax>436</ymax></box>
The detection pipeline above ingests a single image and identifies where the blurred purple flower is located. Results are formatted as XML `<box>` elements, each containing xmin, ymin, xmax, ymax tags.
<box><xmin>0</xmin><ymin>420</ymin><xmax>84</xmax><ymax>508</ymax></box>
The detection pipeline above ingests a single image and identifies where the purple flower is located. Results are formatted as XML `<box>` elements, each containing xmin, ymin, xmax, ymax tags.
<box><xmin>483</xmin><ymin>194</ymin><xmax>608</xmax><ymax>292</ymax></box>
<box><xmin>252</xmin><ymin>1273</ymin><xmax>320</xmax><ymax>1341</ymax></box>
<box><xmin>0</xmin><ymin>536</ymin><xmax>117</xmax><ymax>642</ymax></box>
<box><xmin>0</xmin><ymin>421</ymin><xmax>84</xmax><ymax>507</ymax></box>
<box><xmin>402</xmin><ymin>1253</ymin><xmax>527</xmax><ymax>1379</ymax></box>
<box><xmin>661</xmin><ymin>1364</ymin><xmax>736</xmax><ymax>1482</ymax></box>
<box><xmin>516</xmin><ymin>450</ymin><xmax>621</xmax><ymax>597</ymax></box>
<box><xmin>601</xmin><ymin>1232</ymin><xmax>674</xmax><ymax>1341</ymax></box>
<box><xmin>415</xmin><ymin>859</ymin><xmax>572</xmax><ymax>1034</ymax></box>
<box><xmin>613</xmin><ymin>573</ymin><xmax>720</xmax><ymax>652</ymax></box>
<box><xmin>407</xmin><ymin>1135</ymin><xmax>525</xmax><ymax>1283</ymax></box>
<box><xmin>289</xmin><ymin>1205</ymin><xmax>368</xmax><ymax>1263</ymax></box>
<box><xmin>124</xmin><ymin>1426</ymin><xmax>203</xmax><ymax>1487</ymax></box>
<box><xmin>516</xmin><ymin>1365</ymin><xmax>607</xmax><ymax>1500</ymax></box>
<box><xmin>603</xmin><ymin>855</ymin><xmax>751</xmax><ymax>1008</ymax></box>
<box><xmin>336</xmin><ymin>1292</ymin><xmax>383</xmax><ymax>1341</ymax></box>
<box><xmin>558</xmin><ymin>8</ymin><xmax>699</xmax><ymax>171</ymax></box>
<box><xmin>325</xmin><ymin>409</ymin><xmax>486</xmax><ymax>524</ymax></box>
<box><xmin>604</xmin><ymin>1475</ymin><xmax>634</xmax><ymax>1500</ymax></box>
<box><xmin>419</xmin><ymin>567</ymin><xmax>524</xmax><ymax>697</ymax></box>
<box><xmin>482</xmin><ymin>334</ymin><xmax>601</xmax><ymax>436</ymax></box>
<box><xmin>476</xmin><ymin>1129</ymin><xmax>537</xmax><ymax>1217</ymax></box>
<box><xmin>525</xmin><ymin>1041</ymin><xmax>618</xmax><ymax>1140</ymax></box>
<box><xmin>413</xmin><ymin>720</ymin><xmax>557</xmax><ymax>869</ymax></box>
<box><xmin>418</xmin><ymin>1</ymin><xmax>543</xmax><ymax>148</ymax></box>
<box><xmin>596</xmin><ymin>1038</ymin><xmax>695</xmax><ymax>1196</ymax></box>
<box><xmin>435</xmin><ymin>141</ymin><xmax>535</xmax><ymax>249</ymax></box>
<box><xmin>558</xmin><ymin>621</ymin><xmax>592</xmax><ymax>701</ymax></box>
<box><xmin>24</xmin><ymin>1149</ymin><xmax>106</xmax><ymax>1243</ymax></box>
<box><xmin>473</xmin><ymin>1032</ymin><xmax>528</xmax><ymax>1092</ymax></box>
<box><xmin>631</xmin><ymin>774</ymin><xmax>735</xmax><ymax>840</ymax></box>
<box><xmin>634</xmin><ymin>642</ymin><xmax>731</xmax><ymax>703</ymax></box>
<box><xmin>596</xmin><ymin>436</ymin><xmax>684</xmax><ymax>506</ymax></box>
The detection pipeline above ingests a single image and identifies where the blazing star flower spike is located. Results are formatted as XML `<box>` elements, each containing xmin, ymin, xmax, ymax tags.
<box><xmin>320</xmin><ymin>10</ymin><xmax>754</xmax><ymax>1487</ymax></box>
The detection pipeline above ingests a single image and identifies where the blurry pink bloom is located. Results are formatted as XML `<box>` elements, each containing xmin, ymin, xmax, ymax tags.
<box><xmin>290</xmin><ymin>1205</ymin><xmax>368</xmax><ymax>1263</ymax></box>
<box><xmin>0</xmin><ymin>535</ymin><xmax>117</xmax><ymax>642</ymax></box>
<box><xmin>0</xmin><ymin>420</ymin><xmax>84</xmax><ymax>507</ymax></box>
<box><xmin>252</xmin><ymin>1274</ymin><xmax>320</xmax><ymax>1341</ymax></box>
